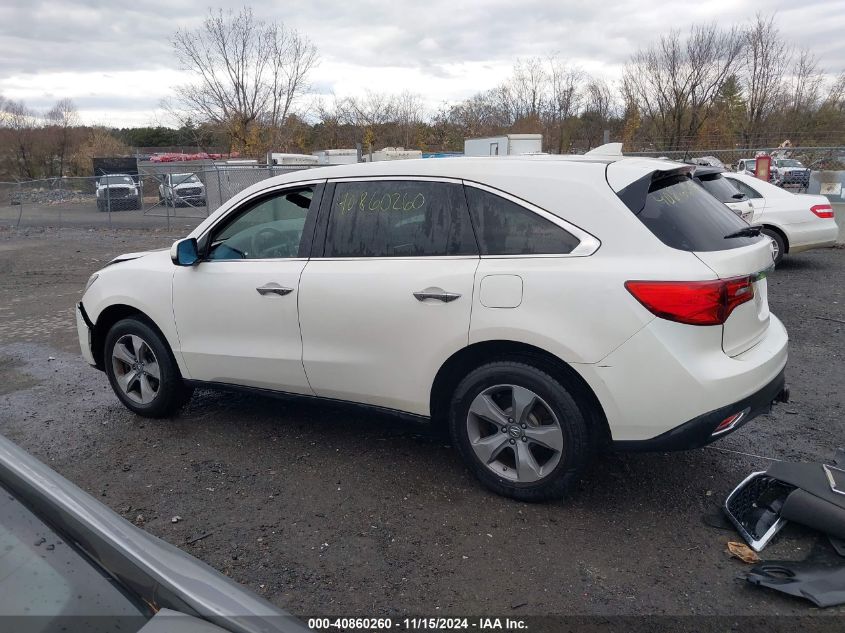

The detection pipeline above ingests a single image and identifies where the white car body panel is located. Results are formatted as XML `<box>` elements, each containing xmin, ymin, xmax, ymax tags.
<box><xmin>299</xmin><ymin>257</ymin><xmax>478</xmax><ymax>415</ymax></box>
<box><xmin>724</xmin><ymin>173</ymin><xmax>839</xmax><ymax>254</ymax></box>
<box><xmin>172</xmin><ymin>260</ymin><xmax>311</xmax><ymax>393</ymax></box>
<box><xmin>78</xmin><ymin>156</ymin><xmax>789</xmax><ymax>443</ymax></box>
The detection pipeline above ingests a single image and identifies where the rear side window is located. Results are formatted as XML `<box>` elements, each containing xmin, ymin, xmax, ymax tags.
<box><xmin>464</xmin><ymin>187</ymin><xmax>580</xmax><ymax>255</ymax></box>
<box><xmin>324</xmin><ymin>180</ymin><xmax>476</xmax><ymax>257</ymax></box>
<box><xmin>628</xmin><ymin>174</ymin><xmax>760</xmax><ymax>252</ymax></box>
<box><xmin>697</xmin><ymin>173</ymin><xmax>743</xmax><ymax>203</ymax></box>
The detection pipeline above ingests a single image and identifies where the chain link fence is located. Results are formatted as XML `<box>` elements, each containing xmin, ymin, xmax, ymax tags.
<box><xmin>3</xmin><ymin>148</ymin><xmax>845</xmax><ymax>232</ymax></box>
<box><xmin>0</xmin><ymin>164</ymin><xmax>316</xmax><ymax>231</ymax></box>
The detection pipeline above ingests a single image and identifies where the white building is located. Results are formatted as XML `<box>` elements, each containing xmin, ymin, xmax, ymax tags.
<box><xmin>365</xmin><ymin>147</ymin><xmax>423</xmax><ymax>162</ymax></box>
<box><xmin>464</xmin><ymin>134</ymin><xmax>543</xmax><ymax>157</ymax></box>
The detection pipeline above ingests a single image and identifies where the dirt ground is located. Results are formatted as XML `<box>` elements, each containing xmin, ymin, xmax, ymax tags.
<box><xmin>0</xmin><ymin>224</ymin><xmax>843</xmax><ymax>624</ymax></box>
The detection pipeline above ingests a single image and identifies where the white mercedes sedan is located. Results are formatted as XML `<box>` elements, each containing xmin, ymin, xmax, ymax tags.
<box><xmin>724</xmin><ymin>172</ymin><xmax>839</xmax><ymax>265</ymax></box>
<box><xmin>77</xmin><ymin>155</ymin><xmax>789</xmax><ymax>500</ymax></box>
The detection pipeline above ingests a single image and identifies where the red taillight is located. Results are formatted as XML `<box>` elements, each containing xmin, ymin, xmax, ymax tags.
<box><xmin>625</xmin><ymin>276</ymin><xmax>755</xmax><ymax>326</ymax></box>
<box><xmin>810</xmin><ymin>204</ymin><xmax>834</xmax><ymax>219</ymax></box>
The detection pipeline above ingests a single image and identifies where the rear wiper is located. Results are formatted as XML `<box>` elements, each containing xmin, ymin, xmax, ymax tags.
<box><xmin>724</xmin><ymin>226</ymin><xmax>762</xmax><ymax>239</ymax></box>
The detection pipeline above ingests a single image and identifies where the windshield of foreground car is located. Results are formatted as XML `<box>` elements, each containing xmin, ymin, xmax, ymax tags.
<box><xmin>697</xmin><ymin>173</ymin><xmax>745</xmax><ymax>203</ymax></box>
<box><xmin>0</xmin><ymin>485</ymin><xmax>149</xmax><ymax>631</ymax></box>
<box><xmin>172</xmin><ymin>174</ymin><xmax>200</xmax><ymax>185</ymax></box>
<box><xmin>777</xmin><ymin>159</ymin><xmax>803</xmax><ymax>168</ymax></box>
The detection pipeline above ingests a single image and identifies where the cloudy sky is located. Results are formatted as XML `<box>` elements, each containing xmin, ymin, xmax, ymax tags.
<box><xmin>1</xmin><ymin>0</ymin><xmax>844</xmax><ymax>127</ymax></box>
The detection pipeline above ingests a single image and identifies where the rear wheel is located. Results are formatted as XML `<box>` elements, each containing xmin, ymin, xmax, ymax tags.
<box><xmin>762</xmin><ymin>228</ymin><xmax>785</xmax><ymax>266</ymax></box>
<box><xmin>449</xmin><ymin>361</ymin><xmax>592</xmax><ymax>501</ymax></box>
<box><xmin>104</xmin><ymin>318</ymin><xmax>193</xmax><ymax>417</ymax></box>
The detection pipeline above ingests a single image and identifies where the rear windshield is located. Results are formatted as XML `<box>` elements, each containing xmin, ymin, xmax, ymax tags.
<box><xmin>628</xmin><ymin>174</ymin><xmax>760</xmax><ymax>252</ymax></box>
<box><xmin>697</xmin><ymin>173</ymin><xmax>743</xmax><ymax>203</ymax></box>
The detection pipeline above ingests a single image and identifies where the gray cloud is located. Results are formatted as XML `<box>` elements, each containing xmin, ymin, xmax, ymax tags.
<box><xmin>1</xmin><ymin>0</ymin><xmax>843</xmax><ymax>123</ymax></box>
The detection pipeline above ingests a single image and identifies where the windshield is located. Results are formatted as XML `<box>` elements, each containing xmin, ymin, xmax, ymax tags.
<box><xmin>697</xmin><ymin>173</ymin><xmax>744</xmax><ymax>203</ymax></box>
<box><xmin>100</xmin><ymin>176</ymin><xmax>134</xmax><ymax>185</ymax></box>
<box><xmin>742</xmin><ymin>160</ymin><xmax>756</xmax><ymax>170</ymax></box>
<box><xmin>777</xmin><ymin>159</ymin><xmax>803</xmax><ymax>168</ymax></box>
<box><xmin>0</xmin><ymin>485</ymin><xmax>149</xmax><ymax>630</ymax></box>
<box><xmin>172</xmin><ymin>174</ymin><xmax>199</xmax><ymax>185</ymax></box>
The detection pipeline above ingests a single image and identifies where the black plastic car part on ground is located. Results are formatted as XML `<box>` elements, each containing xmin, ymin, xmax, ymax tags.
<box><xmin>0</xmin><ymin>433</ymin><xmax>309</xmax><ymax>633</ymax></box>
<box><xmin>746</xmin><ymin>562</ymin><xmax>845</xmax><ymax>608</ymax></box>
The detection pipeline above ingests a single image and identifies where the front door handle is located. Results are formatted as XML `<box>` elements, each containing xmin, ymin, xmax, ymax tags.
<box><xmin>413</xmin><ymin>289</ymin><xmax>462</xmax><ymax>303</ymax></box>
<box><xmin>257</xmin><ymin>283</ymin><xmax>294</xmax><ymax>297</ymax></box>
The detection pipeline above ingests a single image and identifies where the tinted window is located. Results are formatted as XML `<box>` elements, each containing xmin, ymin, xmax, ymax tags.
<box><xmin>324</xmin><ymin>181</ymin><xmax>476</xmax><ymax>257</ymax></box>
<box><xmin>465</xmin><ymin>187</ymin><xmax>580</xmax><ymax>255</ymax></box>
<box><xmin>697</xmin><ymin>173</ymin><xmax>743</xmax><ymax>203</ymax></box>
<box><xmin>631</xmin><ymin>175</ymin><xmax>760</xmax><ymax>252</ymax></box>
<box><xmin>208</xmin><ymin>187</ymin><xmax>314</xmax><ymax>260</ymax></box>
<box><xmin>0</xmin><ymin>487</ymin><xmax>148</xmax><ymax>631</ymax></box>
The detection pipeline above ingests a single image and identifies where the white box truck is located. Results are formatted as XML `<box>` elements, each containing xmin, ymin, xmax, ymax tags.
<box><xmin>463</xmin><ymin>134</ymin><xmax>543</xmax><ymax>157</ymax></box>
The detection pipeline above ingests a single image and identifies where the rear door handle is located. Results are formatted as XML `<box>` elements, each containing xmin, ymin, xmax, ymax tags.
<box><xmin>257</xmin><ymin>283</ymin><xmax>294</xmax><ymax>297</ymax></box>
<box><xmin>413</xmin><ymin>289</ymin><xmax>462</xmax><ymax>303</ymax></box>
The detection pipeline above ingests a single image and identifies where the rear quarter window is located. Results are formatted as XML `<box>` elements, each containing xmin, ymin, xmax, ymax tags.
<box><xmin>624</xmin><ymin>174</ymin><xmax>761</xmax><ymax>252</ymax></box>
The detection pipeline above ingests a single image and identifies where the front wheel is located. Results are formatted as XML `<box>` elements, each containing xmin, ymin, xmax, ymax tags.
<box><xmin>449</xmin><ymin>361</ymin><xmax>592</xmax><ymax>501</ymax></box>
<box><xmin>104</xmin><ymin>318</ymin><xmax>193</xmax><ymax>417</ymax></box>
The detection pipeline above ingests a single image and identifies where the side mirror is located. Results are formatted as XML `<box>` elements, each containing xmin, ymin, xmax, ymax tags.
<box><xmin>171</xmin><ymin>238</ymin><xmax>199</xmax><ymax>266</ymax></box>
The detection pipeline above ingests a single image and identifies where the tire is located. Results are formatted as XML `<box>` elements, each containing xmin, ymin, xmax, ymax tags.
<box><xmin>104</xmin><ymin>317</ymin><xmax>193</xmax><ymax>418</ymax></box>
<box><xmin>449</xmin><ymin>361</ymin><xmax>592</xmax><ymax>501</ymax></box>
<box><xmin>762</xmin><ymin>228</ymin><xmax>785</xmax><ymax>266</ymax></box>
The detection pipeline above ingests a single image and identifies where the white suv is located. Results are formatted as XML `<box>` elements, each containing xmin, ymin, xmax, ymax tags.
<box><xmin>77</xmin><ymin>156</ymin><xmax>789</xmax><ymax>500</ymax></box>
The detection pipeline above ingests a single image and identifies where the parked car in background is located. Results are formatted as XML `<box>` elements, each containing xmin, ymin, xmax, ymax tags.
<box><xmin>690</xmin><ymin>156</ymin><xmax>726</xmax><ymax>169</ymax></box>
<box><xmin>724</xmin><ymin>172</ymin><xmax>838</xmax><ymax>265</ymax></box>
<box><xmin>159</xmin><ymin>173</ymin><xmax>207</xmax><ymax>208</ymax></box>
<box><xmin>76</xmin><ymin>154</ymin><xmax>788</xmax><ymax>501</ymax></box>
<box><xmin>0</xmin><ymin>433</ymin><xmax>307</xmax><ymax>633</ymax></box>
<box><xmin>736</xmin><ymin>158</ymin><xmax>757</xmax><ymax>176</ymax></box>
<box><xmin>770</xmin><ymin>158</ymin><xmax>811</xmax><ymax>189</ymax></box>
<box><xmin>689</xmin><ymin>165</ymin><xmax>754</xmax><ymax>221</ymax></box>
<box><xmin>95</xmin><ymin>174</ymin><xmax>140</xmax><ymax>211</ymax></box>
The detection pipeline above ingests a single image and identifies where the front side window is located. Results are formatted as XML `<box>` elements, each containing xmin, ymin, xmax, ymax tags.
<box><xmin>208</xmin><ymin>187</ymin><xmax>314</xmax><ymax>260</ymax></box>
<box><xmin>324</xmin><ymin>180</ymin><xmax>476</xmax><ymax>257</ymax></box>
<box><xmin>464</xmin><ymin>187</ymin><xmax>580</xmax><ymax>255</ymax></box>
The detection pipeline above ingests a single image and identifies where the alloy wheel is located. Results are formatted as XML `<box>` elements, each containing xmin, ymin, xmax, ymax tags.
<box><xmin>111</xmin><ymin>334</ymin><xmax>161</xmax><ymax>405</ymax></box>
<box><xmin>466</xmin><ymin>384</ymin><xmax>564</xmax><ymax>483</ymax></box>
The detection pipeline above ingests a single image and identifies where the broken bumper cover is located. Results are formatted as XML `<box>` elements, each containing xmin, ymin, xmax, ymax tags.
<box><xmin>613</xmin><ymin>368</ymin><xmax>787</xmax><ymax>452</ymax></box>
<box><xmin>76</xmin><ymin>302</ymin><xmax>96</xmax><ymax>367</ymax></box>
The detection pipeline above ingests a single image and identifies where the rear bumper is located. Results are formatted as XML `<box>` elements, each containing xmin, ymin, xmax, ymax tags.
<box><xmin>612</xmin><ymin>368</ymin><xmax>787</xmax><ymax>451</ymax></box>
<box><xmin>784</xmin><ymin>220</ymin><xmax>840</xmax><ymax>254</ymax></box>
<box><xmin>573</xmin><ymin>313</ymin><xmax>788</xmax><ymax>443</ymax></box>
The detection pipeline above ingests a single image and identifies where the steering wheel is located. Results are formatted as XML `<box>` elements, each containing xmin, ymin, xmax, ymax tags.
<box><xmin>251</xmin><ymin>226</ymin><xmax>293</xmax><ymax>258</ymax></box>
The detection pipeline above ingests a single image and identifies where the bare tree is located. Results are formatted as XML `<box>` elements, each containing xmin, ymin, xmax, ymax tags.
<box><xmin>2</xmin><ymin>99</ymin><xmax>38</xmax><ymax>179</ymax></box>
<box><xmin>623</xmin><ymin>23</ymin><xmax>744</xmax><ymax>150</ymax></box>
<box><xmin>46</xmin><ymin>98</ymin><xmax>80</xmax><ymax>177</ymax></box>
<box><xmin>546</xmin><ymin>58</ymin><xmax>583</xmax><ymax>152</ymax></box>
<box><xmin>172</xmin><ymin>8</ymin><xmax>317</xmax><ymax>151</ymax></box>
<box><xmin>741</xmin><ymin>14</ymin><xmax>788</xmax><ymax>145</ymax></box>
<box><xmin>394</xmin><ymin>91</ymin><xmax>426</xmax><ymax>148</ymax></box>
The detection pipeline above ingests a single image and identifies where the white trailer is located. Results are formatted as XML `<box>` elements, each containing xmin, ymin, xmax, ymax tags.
<box><xmin>365</xmin><ymin>147</ymin><xmax>423</xmax><ymax>162</ymax></box>
<box><xmin>267</xmin><ymin>153</ymin><xmax>319</xmax><ymax>166</ymax></box>
<box><xmin>463</xmin><ymin>134</ymin><xmax>543</xmax><ymax>157</ymax></box>
<box><xmin>313</xmin><ymin>149</ymin><xmax>359</xmax><ymax>165</ymax></box>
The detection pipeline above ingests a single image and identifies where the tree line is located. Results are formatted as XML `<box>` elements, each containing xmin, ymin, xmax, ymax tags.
<box><xmin>2</xmin><ymin>10</ymin><xmax>844</xmax><ymax>182</ymax></box>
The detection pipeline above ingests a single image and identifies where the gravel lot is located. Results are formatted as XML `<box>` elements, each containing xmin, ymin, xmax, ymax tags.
<box><xmin>0</xmin><ymin>224</ymin><xmax>843</xmax><ymax>623</ymax></box>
